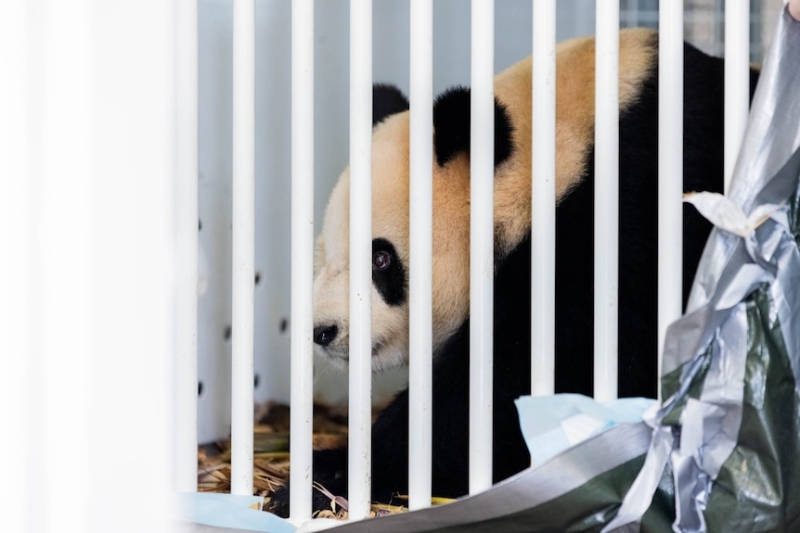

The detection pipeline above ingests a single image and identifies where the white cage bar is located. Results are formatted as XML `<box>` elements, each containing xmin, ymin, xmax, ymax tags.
<box><xmin>175</xmin><ymin>0</ymin><xmax>199</xmax><ymax>494</ymax></box>
<box><xmin>725</xmin><ymin>0</ymin><xmax>751</xmax><ymax>193</ymax></box>
<box><xmin>231</xmin><ymin>0</ymin><xmax>255</xmax><ymax>496</ymax></box>
<box><xmin>408</xmin><ymin>0</ymin><xmax>434</xmax><ymax>511</ymax></box>
<box><xmin>469</xmin><ymin>0</ymin><xmax>495</xmax><ymax>495</ymax></box>
<box><xmin>593</xmin><ymin>0</ymin><xmax>620</xmax><ymax>403</ymax></box>
<box><xmin>349</xmin><ymin>0</ymin><xmax>374</xmax><ymax>520</ymax></box>
<box><xmin>531</xmin><ymin>0</ymin><xmax>557</xmax><ymax>397</ymax></box>
<box><xmin>657</xmin><ymin>0</ymin><xmax>684</xmax><ymax>401</ymax></box>
<box><xmin>289</xmin><ymin>0</ymin><xmax>315</xmax><ymax>521</ymax></box>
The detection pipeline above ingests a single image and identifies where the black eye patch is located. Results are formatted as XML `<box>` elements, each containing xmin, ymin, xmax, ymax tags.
<box><xmin>372</xmin><ymin>238</ymin><xmax>406</xmax><ymax>306</ymax></box>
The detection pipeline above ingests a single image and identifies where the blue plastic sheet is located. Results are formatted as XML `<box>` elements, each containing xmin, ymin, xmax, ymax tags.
<box><xmin>174</xmin><ymin>492</ymin><xmax>296</xmax><ymax>533</ymax></box>
<box><xmin>515</xmin><ymin>394</ymin><xmax>655</xmax><ymax>465</ymax></box>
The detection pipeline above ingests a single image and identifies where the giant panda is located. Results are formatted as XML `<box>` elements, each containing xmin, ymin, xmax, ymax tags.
<box><xmin>269</xmin><ymin>28</ymin><xmax>760</xmax><ymax>516</ymax></box>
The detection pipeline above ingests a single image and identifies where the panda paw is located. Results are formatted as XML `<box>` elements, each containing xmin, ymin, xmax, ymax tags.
<box><xmin>265</xmin><ymin>448</ymin><xmax>350</xmax><ymax>518</ymax></box>
<box><xmin>265</xmin><ymin>484</ymin><xmax>291</xmax><ymax>518</ymax></box>
<box><xmin>265</xmin><ymin>480</ymin><xmax>349</xmax><ymax>519</ymax></box>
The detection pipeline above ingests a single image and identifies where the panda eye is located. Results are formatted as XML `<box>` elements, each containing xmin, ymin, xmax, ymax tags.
<box><xmin>371</xmin><ymin>238</ymin><xmax>405</xmax><ymax>306</ymax></box>
<box><xmin>373</xmin><ymin>251</ymin><xmax>391</xmax><ymax>271</ymax></box>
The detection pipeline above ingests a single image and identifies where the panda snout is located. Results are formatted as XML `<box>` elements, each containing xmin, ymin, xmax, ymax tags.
<box><xmin>313</xmin><ymin>324</ymin><xmax>339</xmax><ymax>347</ymax></box>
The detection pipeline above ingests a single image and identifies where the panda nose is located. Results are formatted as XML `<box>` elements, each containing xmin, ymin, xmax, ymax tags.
<box><xmin>313</xmin><ymin>325</ymin><xmax>338</xmax><ymax>347</ymax></box>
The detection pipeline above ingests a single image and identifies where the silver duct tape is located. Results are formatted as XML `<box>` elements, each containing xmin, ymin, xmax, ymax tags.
<box><xmin>687</xmin><ymin>6</ymin><xmax>800</xmax><ymax>312</ymax></box>
<box><xmin>327</xmin><ymin>423</ymin><xmax>652</xmax><ymax>533</ymax></box>
<box><xmin>672</xmin><ymin>303</ymin><xmax>748</xmax><ymax>533</ymax></box>
<box><xmin>606</xmin><ymin>8</ymin><xmax>800</xmax><ymax>532</ymax></box>
<box><xmin>608</xmin><ymin>196</ymin><xmax>800</xmax><ymax>533</ymax></box>
<box><xmin>601</xmin><ymin>425</ymin><xmax>674</xmax><ymax>532</ymax></box>
<box><xmin>603</xmin><ymin>302</ymin><xmax>751</xmax><ymax>533</ymax></box>
<box><xmin>770</xmin><ymin>210</ymin><xmax>800</xmax><ymax>398</ymax></box>
<box><xmin>663</xmin><ymin>259</ymin><xmax>772</xmax><ymax>375</ymax></box>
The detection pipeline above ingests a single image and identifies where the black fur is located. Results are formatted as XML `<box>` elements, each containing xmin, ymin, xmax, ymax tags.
<box><xmin>268</xmin><ymin>39</ymin><xmax>760</xmax><ymax>517</ymax></box>
<box><xmin>432</xmin><ymin>87</ymin><xmax>514</xmax><ymax>168</ymax></box>
<box><xmin>373</xmin><ymin>84</ymin><xmax>410</xmax><ymax>126</ymax></box>
<box><xmin>372</xmin><ymin>238</ymin><xmax>407</xmax><ymax>306</ymax></box>
<box><xmin>553</xmin><ymin>39</ymin><xmax>759</xmax><ymax>396</ymax></box>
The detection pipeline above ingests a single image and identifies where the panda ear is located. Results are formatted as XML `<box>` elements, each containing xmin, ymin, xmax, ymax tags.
<box><xmin>373</xmin><ymin>84</ymin><xmax>409</xmax><ymax>126</ymax></box>
<box><xmin>433</xmin><ymin>87</ymin><xmax>513</xmax><ymax>168</ymax></box>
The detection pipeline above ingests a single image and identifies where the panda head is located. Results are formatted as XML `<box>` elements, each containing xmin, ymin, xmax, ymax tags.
<box><xmin>312</xmin><ymin>29</ymin><xmax>658</xmax><ymax>372</ymax></box>
<box><xmin>311</xmin><ymin>82</ymin><xmax>516</xmax><ymax>372</ymax></box>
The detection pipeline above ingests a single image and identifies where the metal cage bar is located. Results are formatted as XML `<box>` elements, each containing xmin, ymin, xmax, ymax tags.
<box><xmin>348</xmin><ymin>0</ymin><xmax>374</xmax><ymax>520</ymax></box>
<box><xmin>289</xmin><ymin>0</ymin><xmax>315</xmax><ymax>521</ymax></box>
<box><xmin>724</xmin><ymin>0</ymin><xmax>751</xmax><ymax>193</ymax></box>
<box><xmin>658</xmin><ymin>0</ymin><xmax>684</xmax><ymax>402</ymax></box>
<box><xmin>593</xmin><ymin>0</ymin><xmax>620</xmax><ymax>403</ymax></box>
<box><xmin>469</xmin><ymin>0</ymin><xmax>495</xmax><ymax>495</ymax></box>
<box><xmin>408</xmin><ymin>0</ymin><xmax>434</xmax><ymax>511</ymax></box>
<box><xmin>531</xmin><ymin>0</ymin><xmax>557</xmax><ymax>397</ymax></box>
<box><xmin>175</xmin><ymin>0</ymin><xmax>199</xmax><ymax>494</ymax></box>
<box><xmin>231</xmin><ymin>0</ymin><xmax>256</xmax><ymax>496</ymax></box>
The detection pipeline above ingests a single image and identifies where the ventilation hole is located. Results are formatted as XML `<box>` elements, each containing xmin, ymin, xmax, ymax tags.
<box><xmin>255</xmin><ymin>271</ymin><xmax>261</xmax><ymax>285</ymax></box>
<box><xmin>198</xmin><ymin>381</ymin><xmax>204</xmax><ymax>396</ymax></box>
<box><xmin>224</xmin><ymin>325</ymin><xmax>232</xmax><ymax>341</ymax></box>
<box><xmin>198</xmin><ymin>219</ymin><xmax>202</xmax><ymax>231</ymax></box>
<box><xmin>254</xmin><ymin>374</ymin><xmax>260</xmax><ymax>388</ymax></box>
<box><xmin>280</xmin><ymin>319</ymin><xmax>288</xmax><ymax>333</ymax></box>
